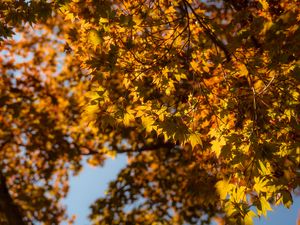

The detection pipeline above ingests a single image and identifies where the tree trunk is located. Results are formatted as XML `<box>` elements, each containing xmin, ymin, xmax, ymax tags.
<box><xmin>0</xmin><ymin>173</ymin><xmax>26</xmax><ymax>225</ymax></box>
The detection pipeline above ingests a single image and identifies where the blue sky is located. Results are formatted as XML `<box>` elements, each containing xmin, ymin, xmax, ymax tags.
<box><xmin>64</xmin><ymin>155</ymin><xmax>127</xmax><ymax>225</ymax></box>
<box><xmin>64</xmin><ymin>156</ymin><xmax>300</xmax><ymax>225</ymax></box>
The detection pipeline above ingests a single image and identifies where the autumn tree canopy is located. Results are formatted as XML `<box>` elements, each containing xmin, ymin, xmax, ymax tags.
<box><xmin>0</xmin><ymin>0</ymin><xmax>299</xmax><ymax>224</ymax></box>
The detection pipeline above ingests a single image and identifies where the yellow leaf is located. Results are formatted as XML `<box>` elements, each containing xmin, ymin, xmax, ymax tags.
<box><xmin>284</xmin><ymin>109</ymin><xmax>292</xmax><ymax>122</ymax></box>
<box><xmin>88</xmin><ymin>29</ymin><xmax>102</xmax><ymax>46</ymax></box>
<box><xmin>123</xmin><ymin>112</ymin><xmax>134</xmax><ymax>126</ymax></box>
<box><xmin>224</xmin><ymin>201</ymin><xmax>237</xmax><ymax>216</ymax></box>
<box><xmin>82</xmin><ymin>104</ymin><xmax>98</xmax><ymax>123</ymax></box>
<box><xmin>123</xmin><ymin>77</ymin><xmax>131</xmax><ymax>88</ymax></box>
<box><xmin>215</xmin><ymin>179</ymin><xmax>234</xmax><ymax>200</ymax></box>
<box><xmin>157</xmin><ymin>106</ymin><xmax>167</xmax><ymax>121</ymax></box>
<box><xmin>175</xmin><ymin>73</ymin><xmax>187</xmax><ymax>82</ymax></box>
<box><xmin>106</xmin><ymin>150</ymin><xmax>117</xmax><ymax>159</ymax></box>
<box><xmin>189</xmin><ymin>133</ymin><xmax>202</xmax><ymax>149</ymax></box>
<box><xmin>165</xmin><ymin>6</ymin><xmax>177</xmax><ymax>14</ymax></box>
<box><xmin>243</xmin><ymin>144</ymin><xmax>251</xmax><ymax>153</ymax></box>
<box><xmin>258</xmin><ymin>160</ymin><xmax>271</xmax><ymax>176</ymax></box>
<box><xmin>232</xmin><ymin>186</ymin><xmax>246</xmax><ymax>202</ymax></box>
<box><xmin>132</xmin><ymin>15</ymin><xmax>143</xmax><ymax>26</ymax></box>
<box><xmin>65</xmin><ymin>12</ymin><xmax>75</xmax><ymax>21</ymax></box>
<box><xmin>259</xmin><ymin>197</ymin><xmax>272</xmax><ymax>217</ymax></box>
<box><xmin>203</xmin><ymin>65</ymin><xmax>210</xmax><ymax>73</ymax></box>
<box><xmin>238</xmin><ymin>64</ymin><xmax>249</xmax><ymax>76</ymax></box>
<box><xmin>99</xmin><ymin>17</ymin><xmax>109</xmax><ymax>23</ymax></box>
<box><xmin>244</xmin><ymin>210</ymin><xmax>256</xmax><ymax>225</ymax></box>
<box><xmin>165</xmin><ymin>87</ymin><xmax>171</xmax><ymax>95</ymax></box>
<box><xmin>141</xmin><ymin>116</ymin><xmax>155</xmax><ymax>133</ymax></box>
<box><xmin>253</xmin><ymin>177</ymin><xmax>268</xmax><ymax>194</ymax></box>
<box><xmin>190</xmin><ymin>60</ymin><xmax>199</xmax><ymax>71</ymax></box>
<box><xmin>211</xmin><ymin>137</ymin><xmax>226</xmax><ymax>157</ymax></box>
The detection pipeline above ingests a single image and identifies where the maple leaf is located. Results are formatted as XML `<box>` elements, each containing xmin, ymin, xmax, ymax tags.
<box><xmin>211</xmin><ymin>137</ymin><xmax>226</xmax><ymax>157</ymax></box>
<box><xmin>215</xmin><ymin>179</ymin><xmax>234</xmax><ymax>200</ymax></box>
<box><xmin>188</xmin><ymin>132</ymin><xmax>202</xmax><ymax>149</ymax></box>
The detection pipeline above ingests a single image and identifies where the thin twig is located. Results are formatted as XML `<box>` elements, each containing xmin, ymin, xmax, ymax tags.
<box><xmin>182</xmin><ymin>0</ymin><xmax>231</xmax><ymax>62</ymax></box>
<box><xmin>258</xmin><ymin>75</ymin><xmax>275</xmax><ymax>95</ymax></box>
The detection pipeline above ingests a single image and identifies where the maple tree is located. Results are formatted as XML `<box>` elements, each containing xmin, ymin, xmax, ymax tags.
<box><xmin>0</xmin><ymin>1</ymin><xmax>103</xmax><ymax>224</ymax></box>
<box><xmin>0</xmin><ymin>0</ymin><xmax>300</xmax><ymax>225</ymax></box>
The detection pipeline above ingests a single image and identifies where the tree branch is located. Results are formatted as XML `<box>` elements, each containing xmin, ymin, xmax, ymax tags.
<box><xmin>80</xmin><ymin>142</ymin><xmax>176</xmax><ymax>155</ymax></box>
<box><xmin>182</xmin><ymin>0</ymin><xmax>231</xmax><ymax>62</ymax></box>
